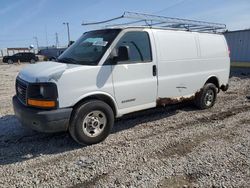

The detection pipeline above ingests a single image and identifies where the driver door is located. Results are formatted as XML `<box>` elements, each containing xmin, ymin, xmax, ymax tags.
<box><xmin>112</xmin><ymin>31</ymin><xmax>157</xmax><ymax>111</ymax></box>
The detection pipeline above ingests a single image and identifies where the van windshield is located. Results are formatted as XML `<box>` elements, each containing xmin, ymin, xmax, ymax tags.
<box><xmin>58</xmin><ymin>29</ymin><xmax>121</xmax><ymax>65</ymax></box>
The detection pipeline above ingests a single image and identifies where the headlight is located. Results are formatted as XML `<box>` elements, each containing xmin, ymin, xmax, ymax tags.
<box><xmin>27</xmin><ymin>83</ymin><xmax>58</xmax><ymax>108</ymax></box>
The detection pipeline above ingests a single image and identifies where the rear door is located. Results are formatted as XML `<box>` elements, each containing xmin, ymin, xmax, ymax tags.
<box><xmin>112</xmin><ymin>30</ymin><xmax>157</xmax><ymax>111</ymax></box>
<box><xmin>25</xmin><ymin>53</ymin><xmax>32</xmax><ymax>61</ymax></box>
<box><xmin>20</xmin><ymin>53</ymin><xmax>27</xmax><ymax>62</ymax></box>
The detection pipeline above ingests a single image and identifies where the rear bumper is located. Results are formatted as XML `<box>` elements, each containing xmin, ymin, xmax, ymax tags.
<box><xmin>13</xmin><ymin>96</ymin><xmax>72</xmax><ymax>133</ymax></box>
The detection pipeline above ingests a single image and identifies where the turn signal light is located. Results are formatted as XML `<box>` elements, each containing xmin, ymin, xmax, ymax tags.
<box><xmin>28</xmin><ymin>99</ymin><xmax>56</xmax><ymax>108</ymax></box>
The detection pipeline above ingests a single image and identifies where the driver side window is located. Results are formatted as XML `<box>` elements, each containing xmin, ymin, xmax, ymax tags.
<box><xmin>116</xmin><ymin>31</ymin><xmax>152</xmax><ymax>63</ymax></box>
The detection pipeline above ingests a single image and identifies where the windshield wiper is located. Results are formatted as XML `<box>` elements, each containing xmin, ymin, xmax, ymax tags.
<box><xmin>57</xmin><ymin>57</ymin><xmax>76</xmax><ymax>64</ymax></box>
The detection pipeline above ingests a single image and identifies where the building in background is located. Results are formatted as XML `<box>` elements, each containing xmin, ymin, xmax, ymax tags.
<box><xmin>0</xmin><ymin>48</ymin><xmax>37</xmax><ymax>58</ymax></box>
<box><xmin>224</xmin><ymin>29</ymin><xmax>250</xmax><ymax>63</ymax></box>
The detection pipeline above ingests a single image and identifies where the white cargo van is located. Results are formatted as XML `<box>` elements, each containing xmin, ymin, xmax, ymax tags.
<box><xmin>13</xmin><ymin>17</ymin><xmax>230</xmax><ymax>145</ymax></box>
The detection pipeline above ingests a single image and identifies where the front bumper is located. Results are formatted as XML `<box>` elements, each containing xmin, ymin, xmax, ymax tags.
<box><xmin>13</xmin><ymin>96</ymin><xmax>72</xmax><ymax>133</ymax></box>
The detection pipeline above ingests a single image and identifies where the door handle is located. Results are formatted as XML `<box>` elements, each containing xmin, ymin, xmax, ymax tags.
<box><xmin>152</xmin><ymin>65</ymin><xmax>157</xmax><ymax>76</ymax></box>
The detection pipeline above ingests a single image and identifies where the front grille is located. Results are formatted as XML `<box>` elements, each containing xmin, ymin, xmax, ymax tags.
<box><xmin>16</xmin><ymin>78</ymin><xmax>28</xmax><ymax>105</ymax></box>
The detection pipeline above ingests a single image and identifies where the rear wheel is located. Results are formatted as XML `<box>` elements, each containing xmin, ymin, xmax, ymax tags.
<box><xmin>69</xmin><ymin>100</ymin><xmax>114</xmax><ymax>145</ymax></box>
<box><xmin>30</xmin><ymin>59</ymin><xmax>35</xmax><ymax>64</ymax></box>
<box><xmin>194</xmin><ymin>83</ymin><xmax>217</xmax><ymax>109</ymax></box>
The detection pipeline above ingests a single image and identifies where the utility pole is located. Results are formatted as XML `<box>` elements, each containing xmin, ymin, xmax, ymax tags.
<box><xmin>45</xmin><ymin>25</ymin><xmax>48</xmax><ymax>47</ymax></box>
<box><xmin>55</xmin><ymin>32</ymin><xmax>59</xmax><ymax>48</ymax></box>
<box><xmin>33</xmin><ymin>36</ymin><xmax>39</xmax><ymax>50</ymax></box>
<box><xmin>63</xmin><ymin>22</ymin><xmax>70</xmax><ymax>46</ymax></box>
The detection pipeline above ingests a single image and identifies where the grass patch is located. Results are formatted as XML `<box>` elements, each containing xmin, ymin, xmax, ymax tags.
<box><xmin>231</xmin><ymin>62</ymin><xmax>250</xmax><ymax>68</ymax></box>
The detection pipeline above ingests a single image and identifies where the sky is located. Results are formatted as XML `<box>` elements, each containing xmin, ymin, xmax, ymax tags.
<box><xmin>0</xmin><ymin>0</ymin><xmax>250</xmax><ymax>49</ymax></box>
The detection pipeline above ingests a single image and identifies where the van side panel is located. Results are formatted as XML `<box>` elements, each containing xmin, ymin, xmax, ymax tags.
<box><xmin>199</xmin><ymin>33</ymin><xmax>227</xmax><ymax>58</ymax></box>
<box><xmin>57</xmin><ymin>29</ymin><xmax>230</xmax><ymax>117</ymax></box>
<box><xmin>156</xmin><ymin>31</ymin><xmax>198</xmax><ymax>61</ymax></box>
<box><xmin>198</xmin><ymin>33</ymin><xmax>230</xmax><ymax>86</ymax></box>
<box><xmin>153</xmin><ymin>29</ymin><xmax>230</xmax><ymax>100</ymax></box>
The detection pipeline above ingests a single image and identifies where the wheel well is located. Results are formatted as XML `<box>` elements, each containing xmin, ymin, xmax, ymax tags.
<box><xmin>205</xmin><ymin>76</ymin><xmax>219</xmax><ymax>89</ymax></box>
<box><xmin>73</xmin><ymin>94</ymin><xmax>117</xmax><ymax>116</ymax></box>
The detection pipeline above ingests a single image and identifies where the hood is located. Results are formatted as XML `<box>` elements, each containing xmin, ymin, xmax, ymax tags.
<box><xmin>18</xmin><ymin>61</ymin><xmax>68</xmax><ymax>82</ymax></box>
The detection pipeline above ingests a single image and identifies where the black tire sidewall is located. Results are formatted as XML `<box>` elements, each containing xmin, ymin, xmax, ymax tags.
<box><xmin>30</xmin><ymin>59</ymin><xmax>35</xmax><ymax>63</ymax></box>
<box><xmin>196</xmin><ymin>83</ymin><xmax>217</xmax><ymax>109</ymax></box>
<box><xmin>70</xmin><ymin>100</ymin><xmax>114</xmax><ymax>145</ymax></box>
<box><xmin>8</xmin><ymin>59</ymin><xmax>13</xmax><ymax>64</ymax></box>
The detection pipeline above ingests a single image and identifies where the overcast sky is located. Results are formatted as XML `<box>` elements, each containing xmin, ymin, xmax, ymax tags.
<box><xmin>0</xmin><ymin>0</ymin><xmax>249</xmax><ymax>49</ymax></box>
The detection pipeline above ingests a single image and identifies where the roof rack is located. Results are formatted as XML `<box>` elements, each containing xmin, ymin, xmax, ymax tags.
<box><xmin>82</xmin><ymin>11</ymin><xmax>226</xmax><ymax>33</ymax></box>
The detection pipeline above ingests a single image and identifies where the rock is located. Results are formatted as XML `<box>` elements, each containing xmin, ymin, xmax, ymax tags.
<box><xmin>76</xmin><ymin>157</ymin><xmax>94</xmax><ymax>168</ymax></box>
<box><xmin>22</xmin><ymin>154</ymin><xmax>33</xmax><ymax>159</ymax></box>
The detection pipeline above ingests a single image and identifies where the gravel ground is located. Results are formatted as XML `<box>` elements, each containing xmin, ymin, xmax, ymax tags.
<box><xmin>0</xmin><ymin>63</ymin><xmax>250</xmax><ymax>187</ymax></box>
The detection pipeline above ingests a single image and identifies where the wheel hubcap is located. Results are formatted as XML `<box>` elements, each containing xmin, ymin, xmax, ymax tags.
<box><xmin>82</xmin><ymin>111</ymin><xmax>107</xmax><ymax>137</ymax></box>
<box><xmin>205</xmin><ymin>89</ymin><xmax>214</xmax><ymax>106</ymax></box>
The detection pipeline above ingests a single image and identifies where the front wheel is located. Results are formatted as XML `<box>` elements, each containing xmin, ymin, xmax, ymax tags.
<box><xmin>50</xmin><ymin>58</ymin><xmax>56</xmax><ymax>62</ymax></box>
<box><xmin>7</xmin><ymin>59</ymin><xmax>13</xmax><ymax>64</ymax></box>
<box><xmin>69</xmin><ymin>100</ymin><xmax>114</xmax><ymax>145</ymax></box>
<box><xmin>194</xmin><ymin>83</ymin><xmax>217</xmax><ymax>109</ymax></box>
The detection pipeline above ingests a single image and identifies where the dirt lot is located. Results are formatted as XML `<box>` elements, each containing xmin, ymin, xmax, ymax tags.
<box><xmin>0</xmin><ymin>63</ymin><xmax>249</xmax><ymax>187</ymax></box>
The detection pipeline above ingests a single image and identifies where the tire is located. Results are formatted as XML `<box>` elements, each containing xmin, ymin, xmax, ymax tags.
<box><xmin>30</xmin><ymin>59</ymin><xmax>35</xmax><ymax>64</ymax></box>
<box><xmin>194</xmin><ymin>83</ymin><xmax>217</xmax><ymax>109</ymax></box>
<box><xmin>50</xmin><ymin>58</ymin><xmax>56</xmax><ymax>62</ymax></box>
<box><xmin>7</xmin><ymin>59</ymin><xmax>13</xmax><ymax>64</ymax></box>
<box><xmin>69</xmin><ymin>100</ymin><xmax>114</xmax><ymax>145</ymax></box>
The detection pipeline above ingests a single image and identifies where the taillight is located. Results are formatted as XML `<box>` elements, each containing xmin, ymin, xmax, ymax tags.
<box><xmin>228</xmin><ymin>47</ymin><xmax>231</xmax><ymax>58</ymax></box>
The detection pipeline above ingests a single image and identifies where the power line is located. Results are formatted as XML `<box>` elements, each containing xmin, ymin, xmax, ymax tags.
<box><xmin>153</xmin><ymin>0</ymin><xmax>187</xmax><ymax>14</ymax></box>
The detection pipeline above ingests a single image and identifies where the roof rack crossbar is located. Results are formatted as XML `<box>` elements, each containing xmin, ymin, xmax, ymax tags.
<box><xmin>198</xmin><ymin>28</ymin><xmax>218</xmax><ymax>32</ymax></box>
<box><xmin>145</xmin><ymin>21</ymin><xmax>168</xmax><ymax>26</ymax></box>
<box><xmin>82</xmin><ymin>15</ymin><xmax>123</xmax><ymax>26</ymax></box>
<box><xmin>82</xmin><ymin>11</ymin><xmax>226</xmax><ymax>33</ymax></box>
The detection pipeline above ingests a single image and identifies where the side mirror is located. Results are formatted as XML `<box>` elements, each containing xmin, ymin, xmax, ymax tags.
<box><xmin>113</xmin><ymin>46</ymin><xmax>129</xmax><ymax>62</ymax></box>
<box><xmin>117</xmin><ymin>46</ymin><xmax>129</xmax><ymax>61</ymax></box>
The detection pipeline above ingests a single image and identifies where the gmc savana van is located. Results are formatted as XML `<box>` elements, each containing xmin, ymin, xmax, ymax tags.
<box><xmin>13</xmin><ymin>27</ymin><xmax>230</xmax><ymax>145</ymax></box>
